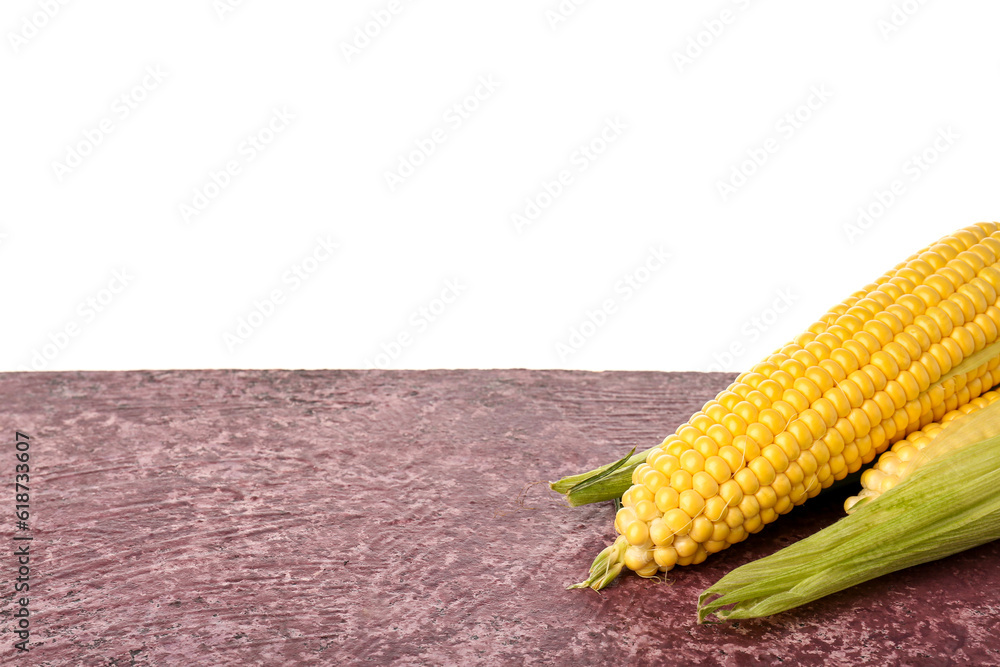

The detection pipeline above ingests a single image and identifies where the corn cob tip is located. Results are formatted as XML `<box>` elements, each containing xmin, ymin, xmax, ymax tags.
<box><xmin>567</xmin><ymin>536</ymin><xmax>628</xmax><ymax>591</ymax></box>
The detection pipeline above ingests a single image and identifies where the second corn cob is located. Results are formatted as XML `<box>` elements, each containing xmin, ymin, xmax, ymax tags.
<box><xmin>699</xmin><ymin>396</ymin><xmax>1000</xmax><ymax>621</ymax></box>
<box><xmin>845</xmin><ymin>387</ymin><xmax>1000</xmax><ymax>512</ymax></box>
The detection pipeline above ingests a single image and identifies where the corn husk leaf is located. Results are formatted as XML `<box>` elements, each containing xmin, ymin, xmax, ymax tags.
<box><xmin>567</xmin><ymin>535</ymin><xmax>628</xmax><ymax>590</ymax></box>
<box><xmin>698</xmin><ymin>400</ymin><xmax>1000</xmax><ymax>623</ymax></box>
<box><xmin>549</xmin><ymin>447</ymin><xmax>646</xmax><ymax>506</ymax></box>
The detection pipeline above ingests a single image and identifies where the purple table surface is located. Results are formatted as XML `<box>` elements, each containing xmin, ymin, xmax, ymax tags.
<box><xmin>2</xmin><ymin>370</ymin><xmax>999</xmax><ymax>666</ymax></box>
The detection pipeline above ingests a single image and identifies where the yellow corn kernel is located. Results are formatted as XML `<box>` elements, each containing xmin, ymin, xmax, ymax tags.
<box><xmin>625</xmin><ymin>520</ymin><xmax>649</xmax><ymax>546</ymax></box>
<box><xmin>690</xmin><ymin>516</ymin><xmax>714</xmax><ymax>543</ymax></box>
<box><xmin>704</xmin><ymin>456</ymin><xmax>731</xmax><ymax>484</ymax></box>
<box><xmin>704</xmin><ymin>495</ymin><xmax>728</xmax><ymax>523</ymax></box>
<box><xmin>634</xmin><ymin>499</ymin><xmax>659</xmax><ymax>523</ymax></box>
<box><xmin>678</xmin><ymin>489</ymin><xmax>706</xmax><ymax>518</ymax></box>
<box><xmin>641</xmin><ymin>469</ymin><xmax>668</xmax><ymax>493</ymax></box>
<box><xmin>734</xmin><ymin>435</ymin><xmax>762</xmax><ymax>461</ymax></box>
<box><xmin>652</xmin><ymin>453</ymin><xmax>680</xmax><ymax>477</ymax></box>
<box><xmin>653</xmin><ymin>546</ymin><xmax>678</xmax><ymax>569</ymax></box>
<box><xmin>654</xmin><ymin>486</ymin><xmax>680</xmax><ymax>513</ymax></box>
<box><xmin>739</xmin><ymin>494</ymin><xmax>760</xmax><ymax>520</ymax></box>
<box><xmin>680</xmin><ymin>449</ymin><xmax>706</xmax><ymax>474</ymax></box>
<box><xmin>718</xmin><ymin>445</ymin><xmax>746</xmax><ymax>473</ymax></box>
<box><xmin>670</xmin><ymin>470</ymin><xmax>693</xmax><ymax>493</ymax></box>
<box><xmin>693</xmin><ymin>435</ymin><xmax>720</xmax><ymax>458</ymax></box>
<box><xmin>692</xmin><ymin>471</ymin><xmax>720</xmax><ymax>499</ymax></box>
<box><xmin>624</xmin><ymin>545</ymin><xmax>653</xmax><ymax>571</ymax></box>
<box><xmin>749</xmin><ymin>456</ymin><xmax>777</xmax><ymax>486</ymax></box>
<box><xmin>615</xmin><ymin>507</ymin><xmax>637</xmax><ymax>535</ymax></box>
<box><xmin>628</xmin><ymin>484</ymin><xmax>654</xmax><ymax>504</ymax></box>
<box><xmin>663</xmin><ymin>508</ymin><xmax>691</xmax><ymax>536</ymax></box>
<box><xmin>649</xmin><ymin>518</ymin><xmax>674</xmax><ymax>547</ymax></box>
<box><xmin>755</xmin><ymin>485</ymin><xmax>778</xmax><ymax>510</ymax></box>
<box><xmin>673</xmin><ymin>535</ymin><xmax>698</xmax><ymax>558</ymax></box>
<box><xmin>718</xmin><ymin>479</ymin><xmax>744</xmax><ymax>509</ymax></box>
<box><xmin>734</xmin><ymin>467</ymin><xmax>760</xmax><ymax>495</ymax></box>
<box><xmin>759</xmin><ymin>507</ymin><xmax>778</xmax><ymax>525</ymax></box>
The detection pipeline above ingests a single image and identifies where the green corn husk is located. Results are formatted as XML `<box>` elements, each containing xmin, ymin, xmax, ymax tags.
<box><xmin>566</xmin><ymin>535</ymin><xmax>628</xmax><ymax>591</ymax></box>
<box><xmin>698</xmin><ymin>400</ymin><xmax>1000</xmax><ymax>623</ymax></box>
<box><xmin>549</xmin><ymin>447</ymin><xmax>647</xmax><ymax>507</ymax></box>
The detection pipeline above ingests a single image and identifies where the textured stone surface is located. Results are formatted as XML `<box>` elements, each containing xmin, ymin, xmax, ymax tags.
<box><xmin>2</xmin><ymin>369</ymin><xmax>999</xmax><ymax>665</ymax></box>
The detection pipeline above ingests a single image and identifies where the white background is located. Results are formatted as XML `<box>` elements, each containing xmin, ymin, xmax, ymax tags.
<box><xmin>3</xmin><ymin>1</ymin><xmax>999</xmax><ymax>372</ymax></box>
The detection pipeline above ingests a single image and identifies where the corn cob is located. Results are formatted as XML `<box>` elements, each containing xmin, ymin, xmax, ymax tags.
<box><xmin>844</xmin><ymin>387</ymin><xmax>1000</xmax><ymax>513</ymax></box>
<box><xmin>573</xmin><ymin>222</ymin><xmax>1000</xmax><ymax>588</ymax></box>
<box><xmin>699</xmin><ymin>396</ymin><xmax>1000</xmax><ymax>621</ymax></box>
